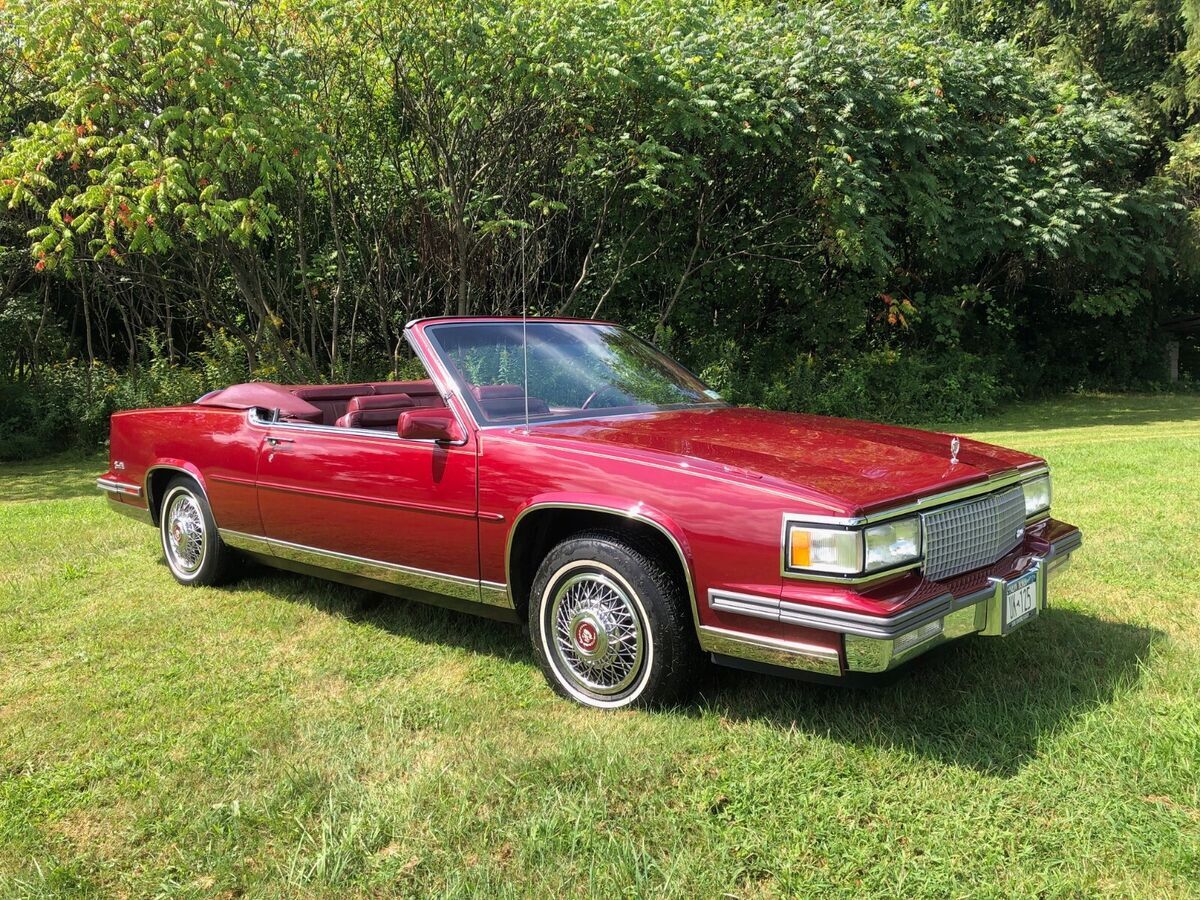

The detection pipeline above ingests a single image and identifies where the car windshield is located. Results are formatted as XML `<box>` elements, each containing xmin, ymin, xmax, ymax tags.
<box><xmin>423</xmin><ymin>321</ymin><xmax>723</xmax><ymax>425</ymax></box>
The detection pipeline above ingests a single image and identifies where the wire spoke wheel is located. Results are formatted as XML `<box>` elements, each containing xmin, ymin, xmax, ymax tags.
<box><xmin>164</xmin><ymin>490</ymin><xmax>206</xmax><ymax>575</ymax></box>
<box><xmin>549</xmin><ymin>571</ymin><xmax>645</xmax><ymax>695</ymax></box>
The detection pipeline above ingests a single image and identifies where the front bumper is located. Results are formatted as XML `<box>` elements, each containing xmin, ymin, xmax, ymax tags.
<box><xmin>701</xmin><ymin>522</ymin><xmax>1082</xmax><ymax>678</ymax></box>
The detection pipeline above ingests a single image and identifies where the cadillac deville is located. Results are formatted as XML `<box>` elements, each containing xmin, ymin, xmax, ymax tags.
<box><xmin>98</xmin><ymin>317</ymin><xmax>1082</xmax><ymax>709</ymax></box>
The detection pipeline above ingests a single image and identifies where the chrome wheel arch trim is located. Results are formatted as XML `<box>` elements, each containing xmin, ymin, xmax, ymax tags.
<box><xmin>143</xmin><ymin>464</ymin><xmax>207</xmax><ymax>523</ymax></box>
<box><xmin>218</xmin><ymin>529</ymin><xmax>515</xmax><ymax>609</ymax></box>
<box><xmin>503</xmin><ymin>501</ymin><xmax>699</xmax><ymax>631</ymax></box>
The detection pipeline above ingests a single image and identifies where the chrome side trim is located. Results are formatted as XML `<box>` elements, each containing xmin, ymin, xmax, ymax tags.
<box><xmin>480</xmin><ymin>580</ymin><xmax>508</xmax><ymax>602</ymax></box>
<box><xmin>698</xmin><ymin>625</ymin><xmax>841</xmax><ymax>677</ymax></box>
<box><xmin>218</xmin><ymin>529</ymin><xmax>514</xmax><ymax>609</ymax></box>
<box><xmin>96</xmin><ymin>477</ymin><xmax>142</xmax><ymax>497</ymax></box>
<box><xmin>504</xmin><ymin>502</ymin><xmax>699</xmax><ymax>630</ymax></box>
<box><xmin>778</xmin><ymin>593</ymin><xmax>958</xmax><ymax>640</ymax></box>
<box><xmin>708</xmin><ymin>588</ymin><xmax>780</xmax><ymax>622</ymax></box>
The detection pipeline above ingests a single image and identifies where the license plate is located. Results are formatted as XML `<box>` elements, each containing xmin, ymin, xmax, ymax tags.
<box><xmin>1003</xmin><ymin>570</ymin><xmax>1039</xmax><ymax>632</ymax></box>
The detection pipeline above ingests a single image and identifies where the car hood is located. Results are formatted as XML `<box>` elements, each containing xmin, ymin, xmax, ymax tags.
<box><xmin>522</xmin><ymin>406</ymin><xmax>1043</xmax><ymax>515</ymax></box>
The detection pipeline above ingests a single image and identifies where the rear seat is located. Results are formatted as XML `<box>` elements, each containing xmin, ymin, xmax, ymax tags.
<box><xmin>333</xmin><ymin>393</ymin><xmax>415</xmax><ymax>430</ymax></box>
<box><xmin>290</xmin><ymin>384</ymin><xmax>375</xmax><ymax>425</ymax></box>
<box><xmin>373</xmin><ymin>380</ymin><xmax>446</xmax><ymax>408</ymax></box>
<box><xmin>290</xmin><ymin>380</ymin><xmax>445</xmax><ymax>425</ymax></box>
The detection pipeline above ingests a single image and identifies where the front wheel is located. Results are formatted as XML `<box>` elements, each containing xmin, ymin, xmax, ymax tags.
<box><xmin>529</xmin><ymin>531</ymin><xmax>702</xmax><ymax>709</ymax></box>
<box><xmin>159</xmin><ymin>477</ymin><xmax>235</xmax><ymax>586</ymax></box>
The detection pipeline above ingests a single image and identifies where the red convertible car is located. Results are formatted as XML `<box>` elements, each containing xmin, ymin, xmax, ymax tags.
<box><xmin>98</xmin><ymin>317</ymin><xmax>1081</xmax><ymax>708</ymax></box>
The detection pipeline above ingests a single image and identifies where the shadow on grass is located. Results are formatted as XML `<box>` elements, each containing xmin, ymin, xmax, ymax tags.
<box><xmin>696</xmin><ymin>609</ymin><xmax>1161</xmax><ymax>776</ymax></box>
<box><xmin>227</xmin><ymin>566</ymin><xmax>1160</xmax><ymax>777</ymax></box>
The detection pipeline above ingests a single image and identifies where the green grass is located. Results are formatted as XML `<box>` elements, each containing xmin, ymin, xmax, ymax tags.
<box><xmin>2</xmin><ymin>394</ymin><xmax>1198</xmax><ymax>897</ymax></box>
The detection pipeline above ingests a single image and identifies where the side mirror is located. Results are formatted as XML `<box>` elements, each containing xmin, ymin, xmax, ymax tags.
<box><xmin>397</xmin><ymin>408</ymin><xmax>464</xmax><ymax>444</ymax></box>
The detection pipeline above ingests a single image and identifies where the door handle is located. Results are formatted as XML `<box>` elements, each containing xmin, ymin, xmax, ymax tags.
<box><xmin>266</xmin><ymin>437</ymin><xmax>295</xmax><ymax>448</ymax></box>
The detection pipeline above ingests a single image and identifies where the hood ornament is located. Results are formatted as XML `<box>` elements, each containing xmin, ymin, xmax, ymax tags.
<box><xmin>950</xmin><ymin>436</ymin><xmax>960</xmax><ymax>465</ymax></box>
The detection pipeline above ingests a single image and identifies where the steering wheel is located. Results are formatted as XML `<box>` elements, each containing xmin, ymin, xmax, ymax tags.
<box><xmin>580</xmin><ymin>384</ymin><xmax>625</xmax><ymax>411</ymax></box>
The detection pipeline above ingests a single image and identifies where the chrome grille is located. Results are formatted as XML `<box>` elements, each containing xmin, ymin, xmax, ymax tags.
<box><xmin>921</xmin><ymin>485</ymin><xmax>1026</xmax><ymax>580</ymax></box>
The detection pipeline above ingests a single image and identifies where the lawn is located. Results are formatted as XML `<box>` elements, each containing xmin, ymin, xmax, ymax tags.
<box><xmin>1</xmin><ymin>394</ymin><xmax>1198</xmax><ymax>897</ymax></box>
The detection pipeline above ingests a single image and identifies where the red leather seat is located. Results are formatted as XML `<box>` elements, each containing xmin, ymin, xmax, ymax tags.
<box><xmin>291</xmin><ymin>384</ymin><xmax>375</xmax><ymax>425</ymax></box>
<box><xmin>334</xmin><ymin>393</ymin><xmax>415</xmax><ymax>430</ymax></box>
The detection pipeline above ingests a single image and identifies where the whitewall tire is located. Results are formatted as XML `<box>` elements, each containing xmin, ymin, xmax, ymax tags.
<box><xmin>158</xmin><ymin>476</ymin><xmax>234</xmax><ymax>586</ymax></box>
<box><xmin>529</xmin><ymin>531</ymin><xmax>702</xmax><ymax>709</ymax></box>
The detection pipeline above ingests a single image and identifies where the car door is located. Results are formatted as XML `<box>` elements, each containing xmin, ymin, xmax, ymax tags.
<box><xmin>251</xmin><ymin>414</ymin><xmax>482</xmax><ymax>601</ymax></box>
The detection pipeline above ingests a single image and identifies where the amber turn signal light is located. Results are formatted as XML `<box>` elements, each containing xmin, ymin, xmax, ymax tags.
<box><xmin>789</xmin><ymin>529</ymin><xmax>811</xmax><ymax>568</ymax></box>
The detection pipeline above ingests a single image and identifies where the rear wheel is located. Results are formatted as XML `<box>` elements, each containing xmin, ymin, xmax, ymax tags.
<box><xmin>159</xmin><ymin>477</ymin><xmax>234</xmax><ymax>586</ymax></box>
<box><xmin>529</xmin><ymin>531</ymin><xmax>702</xmax><ymax>709</ymax></box>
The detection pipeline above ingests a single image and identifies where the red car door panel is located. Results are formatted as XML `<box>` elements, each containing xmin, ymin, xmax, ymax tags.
<box><xmin>254</xmin><ymin>427</ymin><xmax>479</xmax><ymax>585</ymax></box>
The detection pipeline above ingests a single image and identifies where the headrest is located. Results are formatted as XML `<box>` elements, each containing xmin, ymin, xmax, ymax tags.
<box><xmin>291</xmin><ymin>383</ymin><xmax>374</xmax><ymax>401</ymax></box>
<box><xmin>374</xmin><ymin>380</ymin><xmax>439</xmax><ymax>397</ymax></box>
<box><xmin>347</xmin><ymin>393</ymin><xmax>414</xmax><ymax>413</ymax></box>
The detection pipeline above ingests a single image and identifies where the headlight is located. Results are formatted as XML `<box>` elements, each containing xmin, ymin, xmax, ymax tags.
<box><xmin>1022</xmin><ymin>473</ymin><xmax>1052</xmax><ymax>518</ymax></box>
<box><xmin>786</xmin><ymin>516</ymin><xmax>921</xmax><ymax>577</ymax></box>
<box><xmin>786</xmin><ymin>526</ymin><xmax>860</xmax><ymax>575</ymax></box>
<box><xmin>863</xmin><ymin>517</ymin><xmax>921</xmax><ymax>572</ymax></box>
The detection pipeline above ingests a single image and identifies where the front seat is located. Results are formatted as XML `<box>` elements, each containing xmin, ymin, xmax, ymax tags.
<box><xmin>333</xmin><ymin>393</ymin><xmax>415</xmax><ymax>430</ymax></box>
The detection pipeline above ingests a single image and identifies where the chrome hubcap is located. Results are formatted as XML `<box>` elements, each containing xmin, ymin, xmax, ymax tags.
<box><xmin>164</xmin><ymin>492</ymin><xmax>205</xmax><ymax>574</ymax></box>
<box><xmin>550</xmin><ymin>572</ymin><xmax>644</xmax><ymax>695</ymax></box>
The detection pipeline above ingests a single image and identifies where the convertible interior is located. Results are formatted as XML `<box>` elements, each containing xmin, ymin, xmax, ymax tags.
<box><xmin>196</xmin><ymin>379</ymin><xmax>550</xmax><ymax>432</ymax></box>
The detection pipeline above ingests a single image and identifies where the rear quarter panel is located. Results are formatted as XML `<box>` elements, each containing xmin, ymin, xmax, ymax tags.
<box><xmin>106</xmin><ymin>406</ymin><xmax>262</xmax><ymax>534</ymax></box>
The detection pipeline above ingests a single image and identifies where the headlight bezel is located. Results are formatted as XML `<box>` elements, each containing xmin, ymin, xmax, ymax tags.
<box><xmin>784</xmin><ymin>516</ymin><xmax>923</xmax><ymax>580</ymax></box>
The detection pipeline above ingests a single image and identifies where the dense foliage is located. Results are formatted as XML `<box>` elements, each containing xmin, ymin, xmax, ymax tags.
<box><xmin>1</xmin><ymin>0</ymin><xmax>1196</xmax><ymax>457</ymax></box>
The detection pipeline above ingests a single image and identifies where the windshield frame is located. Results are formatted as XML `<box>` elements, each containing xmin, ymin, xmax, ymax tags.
<box><xmin>419</xmin><ymin>319</ymin><xmax>725</xmax><ymax>429</ymax></box>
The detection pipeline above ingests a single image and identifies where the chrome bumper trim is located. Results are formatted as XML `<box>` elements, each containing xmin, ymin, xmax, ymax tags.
<box><xmin>698</xmin><ymin>625</ymin><xmax>841</xmax><ymax>677</ymax></box>
<box><xmin>846</xmin><ymin>528</ymin><xmax>1083</xmax><ymax>672</ymax></box>
<box><xmin>1045</xmin><ymin>528</ymin><xmax>1083</xmax><ymax>559</ymax></box>
<box><xmin>96</xmin><ymin>477</ymin><xmax>142</xmax><ymax>497</ymax></box>
<box><xmin>709</xmin><ymin>586</ymin><xmax>980</xmax><ymax>640</ymax></box>
<box><xmin>218</xmin><ymin>529</ymin><xmax>514</xmax><ymax>609</ymax></box>
<box><xmin>705</xmin><ymin>528</ymin><xmax>1083</xmax><ymax>677</ymax></box>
